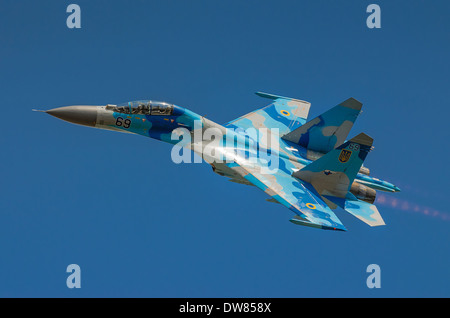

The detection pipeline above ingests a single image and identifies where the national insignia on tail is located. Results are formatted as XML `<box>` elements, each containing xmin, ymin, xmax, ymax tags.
<box><xmin>339</xmin><ymin>149</ymin><xmax>352</xmax><ymax>163</ymax></box>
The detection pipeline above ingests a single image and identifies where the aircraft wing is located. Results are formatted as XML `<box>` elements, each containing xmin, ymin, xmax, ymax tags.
<box><xmin>226</xmin><ymin>92</ymin><xmax>311</xmax><ymax>136</ymax></box>
<box><xmin>224</xmin><ymin>159</ymin><xmax>347</xmax><ymax>231</ymax></box>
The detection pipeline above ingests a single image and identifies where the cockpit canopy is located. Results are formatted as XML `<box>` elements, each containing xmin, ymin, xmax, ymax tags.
<box><xmin>106</xmin><ymin>100</ymin><xmax>174</xmax><ymax>116</ymax></box>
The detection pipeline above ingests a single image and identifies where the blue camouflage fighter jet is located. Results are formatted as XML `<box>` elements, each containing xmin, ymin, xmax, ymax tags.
<box><xmin>37</xmin><ymin>92</ymin><xmax>400</xmax><ymax>231</ymax></box>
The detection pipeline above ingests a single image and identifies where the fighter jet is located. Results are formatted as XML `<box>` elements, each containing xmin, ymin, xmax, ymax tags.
<box><xmin>36</xmin><ymin>92</ymin><xmax>400</xmax><ymax>231</ymax></box>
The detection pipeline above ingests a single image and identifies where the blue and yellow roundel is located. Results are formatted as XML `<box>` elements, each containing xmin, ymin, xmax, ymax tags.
<box><xmin>305</xmin><ymin>203</ymin><xmax>316</xmax><ymax>210</ymax></box>
<box><xmin>280</xmin><ymin>110</ymin><xmax>290</xmax><ymax>116</ymax></box>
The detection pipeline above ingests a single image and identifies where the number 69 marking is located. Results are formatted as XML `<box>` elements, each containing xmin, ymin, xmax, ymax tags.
<box><xmin>348</xmin><ymin>143</ymin><xmax>360</xmax><ymax>151</ymax></box>
<box><xmin>115</xmin><ymin>117</ymin><xmax>131</xmax><ymax>129</ymax></box>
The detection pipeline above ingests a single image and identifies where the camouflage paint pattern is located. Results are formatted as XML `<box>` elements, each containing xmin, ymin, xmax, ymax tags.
<box><xmin>45</xmin><ymin>92</ymin><xmax>400</xmax><ymax>231</ymax></box>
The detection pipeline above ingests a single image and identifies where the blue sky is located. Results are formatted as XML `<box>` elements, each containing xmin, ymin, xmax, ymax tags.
<box><xmin>0</xmin><ymin>0</ymin><xmax>449</xmax><ymax>297</ymax></box>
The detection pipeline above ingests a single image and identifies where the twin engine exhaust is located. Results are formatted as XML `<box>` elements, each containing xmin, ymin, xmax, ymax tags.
<box><xmin>350</xmin><ymin>182</ymin><xmax>376</xmax><ymax>204</ymax></box>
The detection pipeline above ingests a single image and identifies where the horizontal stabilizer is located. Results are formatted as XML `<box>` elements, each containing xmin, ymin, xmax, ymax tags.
<box><xmin>324</xmin><ymin>194</ymin><xmax>385</xmax><ymax>227</ymax></box>
<box><xmin>344</xmin><ymin>199</ymin><xmax>385</xmax><ymax>227</ymax></box>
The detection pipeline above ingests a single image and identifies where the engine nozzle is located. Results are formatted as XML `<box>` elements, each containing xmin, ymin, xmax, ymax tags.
<box><xmin>350</xmin><ymin>182</ymin><xmax>376</xmax><ymax>204</ymax></box>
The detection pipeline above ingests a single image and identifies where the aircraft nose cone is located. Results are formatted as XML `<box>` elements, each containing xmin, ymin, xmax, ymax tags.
<box><xmin>46</xmin><ymin>106</ymin><xmax>98</xmax><ymax>127</ymax></box>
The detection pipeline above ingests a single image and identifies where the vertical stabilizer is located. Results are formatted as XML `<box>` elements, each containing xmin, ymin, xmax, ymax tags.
<box><xmin>282</xmin><ymin>98</ymin><xmax>362</xmax><ymax>153</ymax></box>
<box><xmin>293</xmin><ymin>133</ymin><xmax>373</xmax><ymax>199</ymax></box>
